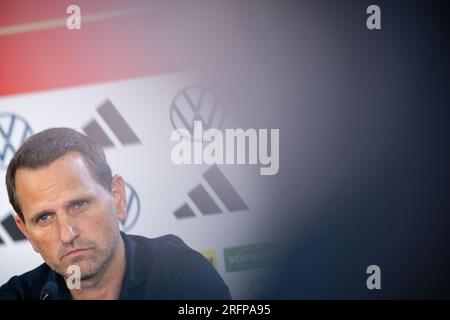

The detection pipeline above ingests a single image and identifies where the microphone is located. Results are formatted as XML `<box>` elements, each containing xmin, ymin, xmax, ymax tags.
<box><xmin>40</xmin><ymin>282</ymin><xmax>58</xmax><ymax>300</ymax></box>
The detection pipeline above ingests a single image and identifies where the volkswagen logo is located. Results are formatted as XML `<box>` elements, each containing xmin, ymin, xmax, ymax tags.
<box><xmin>119</xmin><ymin>182</ymin><xmax>141</xmax><ymax>232</ymax></box>
<box><xmin>170</xmin><ymin>85</ymin><xmax>223</xmax><ymax>141</ymax></box>
<box><xmin>0</xmin><ymin>113</ymin><xmax>33</xmax><ymax>170</ymax></box>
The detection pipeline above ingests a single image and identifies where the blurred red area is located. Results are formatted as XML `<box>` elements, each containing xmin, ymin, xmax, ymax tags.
<box><xmin>0</xmin><ymin>0</ymin><xmax>179</xmax><ymax>96</ymax></box>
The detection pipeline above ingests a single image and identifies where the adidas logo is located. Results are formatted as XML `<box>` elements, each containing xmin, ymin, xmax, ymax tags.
<box><xmin>0</xmin><ymin>213</ymin><xmax>26</xmax><ymax>245</ymax></box>
<box><xmin>174</xmin><ymin>165</ymin><xmax>249</xmax><ymax>219</ymax></box>
<box><xmin>82</xmin><ymin>99</ymin><xmax>141</xmax><ymax>148</ymax></box>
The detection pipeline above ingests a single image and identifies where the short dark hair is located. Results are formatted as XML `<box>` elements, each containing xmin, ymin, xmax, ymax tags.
<box><xmin>6</xmin><ymin>127</ymin><xmax>112</xmax><ymax>221</ymax></box>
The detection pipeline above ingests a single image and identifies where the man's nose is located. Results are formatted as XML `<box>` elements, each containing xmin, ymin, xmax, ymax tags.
<box><xmin>57</xmin><ymin>215</ymin><xmax>79</xmax><ymax>244</ymax></box>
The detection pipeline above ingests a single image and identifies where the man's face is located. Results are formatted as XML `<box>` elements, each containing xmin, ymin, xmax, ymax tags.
<box><xmin>14</xmin><ymin>151</ymin><xmax>127</xmax><ymax>280</ymax></box>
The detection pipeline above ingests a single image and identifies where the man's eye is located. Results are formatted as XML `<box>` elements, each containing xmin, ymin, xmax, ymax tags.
<box><xmin>37</xmin><ymin>214</ymin><xmax>52</xmax><ymax>223</ymax></box>
<box><xmin>73</xmin><ymin>200</ymin><xmax>88</xmax><ymax>209</ymax></box>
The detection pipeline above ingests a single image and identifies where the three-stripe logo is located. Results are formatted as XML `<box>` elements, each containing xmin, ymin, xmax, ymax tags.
<box><xmin>174</xmin><ymin>165</ymin><xmax>249</xmax><ymax>219</ymax></box>
<box><xmin>82</xmin><ymin>99</ymin><xmax>141</xmax><ymax>148</ymax></box>
<box><xmin>0</xmin><ymin>213</ymin><xmax>26</xmax><ymax>245</ymax></box>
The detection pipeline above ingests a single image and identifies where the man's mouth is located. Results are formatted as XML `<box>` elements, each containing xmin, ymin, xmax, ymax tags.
<box><xmin>62</xmin><ymin>248</ymin><xmax>91</xmax><ymax>258</ymax></box>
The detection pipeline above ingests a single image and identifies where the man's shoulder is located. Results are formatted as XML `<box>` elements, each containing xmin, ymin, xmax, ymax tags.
<box><xmin>127</xmin><ymin>233</ymin><xmax>188</xmax><ymax>247</ymax></box>
<box><xmin>123</xmin><ymin>233</ymin><xmax>231</xmax><ymax>299</ymax></box>
<box><xmin>128</xmin><ymin>233</ymin><xmax>195</xmax><ymax>257</ymax></box>
<box><xmin>0</xmin><ymin>263</ymin><xmax>50</xmax><ymax>300</ymax></box>
<box><xmin>126</xmin><ymin>233</ymin><xmax>206</xmax><ymax>271</ymax></box>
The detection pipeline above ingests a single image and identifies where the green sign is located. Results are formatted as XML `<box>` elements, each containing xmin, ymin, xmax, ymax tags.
<box><xmin>224</xmin><ymin>243</ymin><xmax>278</xmax><ymax>272</ymax></box>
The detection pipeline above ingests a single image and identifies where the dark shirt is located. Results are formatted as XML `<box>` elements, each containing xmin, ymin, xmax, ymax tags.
<box><xmin>0</xmin><ymin>232</ymin><xmax>231</xmax><ymax>300</ymax></box>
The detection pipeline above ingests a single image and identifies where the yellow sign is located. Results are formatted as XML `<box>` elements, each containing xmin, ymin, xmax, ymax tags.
<box><xmin>202</xmin><ymin>250</ymin><xmax>217</xmax><ymax>269</ymax></box>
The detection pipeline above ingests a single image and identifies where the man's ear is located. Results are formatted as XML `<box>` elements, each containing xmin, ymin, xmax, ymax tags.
<box><xmin>15</xmin><ymin>216</ymin><xmax>28</xmax><ymax>239</ymax></box>
<box><xmin>15</xmin><ymin>216</ymin><xmax>40</xmax><ymax>253</ymax></box>
<box><xmin>111</xmin><ymin>175</ymin><xmax>127</xmax><ymax>223</ymax></box>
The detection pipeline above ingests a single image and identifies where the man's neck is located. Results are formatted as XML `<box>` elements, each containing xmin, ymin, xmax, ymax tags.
<box><xmin>69</xmin><ymin>237</ymin><xmax>126</xmax><ymax>300</ymax></box>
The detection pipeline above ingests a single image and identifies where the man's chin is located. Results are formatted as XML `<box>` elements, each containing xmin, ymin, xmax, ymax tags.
<box><xmin>75</xmin><ymin>263</ymin><xmax>102</xmax><ymax>280</ymax></box>
<box><xmin>54</xmin><ymin>258</ymin><xmax>101</xmax><ymax>279</ymax></box>
<box><xmin>80</xmin><ymin>273</ymin><xmax>96</xmax><ymax>281</ymax></box>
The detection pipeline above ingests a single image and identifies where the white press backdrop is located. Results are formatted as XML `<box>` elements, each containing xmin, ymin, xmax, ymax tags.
<box><xmin>0</xmin><ymin>72</ymin><xmax>277</xmax><ymax>299</ymax></box>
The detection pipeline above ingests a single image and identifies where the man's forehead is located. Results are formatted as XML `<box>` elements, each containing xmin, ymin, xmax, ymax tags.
<box><xmin>15</xmin><ymin>152</ymin><xmax>102</xmax><ymax>215</ymax></box>
<box><xmin>16</xmin><ymin>152</ymin><xmax>93</xmax><ymax>182</ymax></box>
